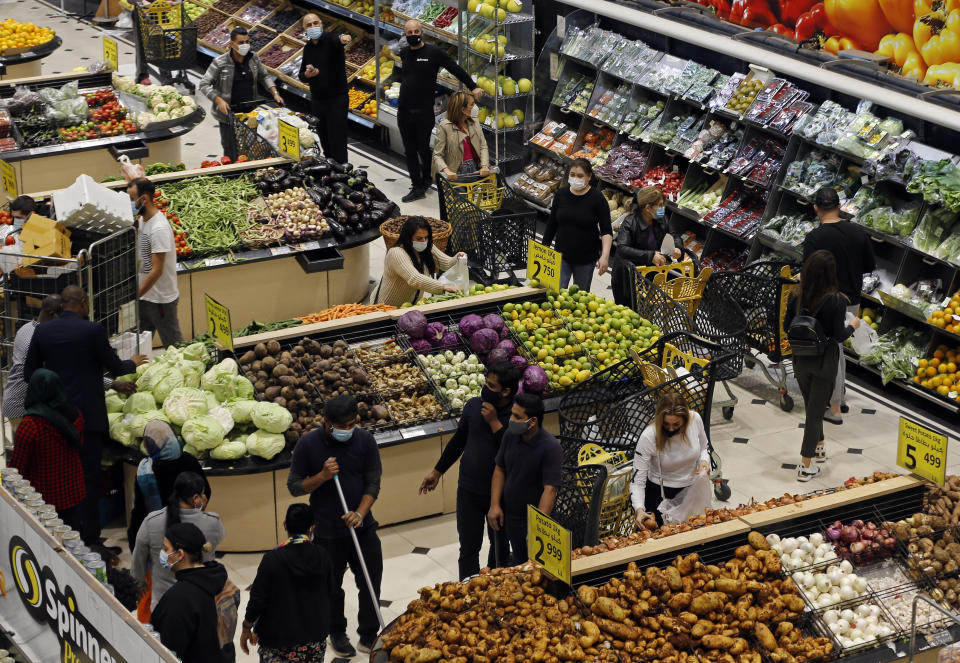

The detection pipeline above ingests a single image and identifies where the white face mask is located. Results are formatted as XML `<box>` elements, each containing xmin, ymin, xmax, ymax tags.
<box><xmin>236</xmin><ymin>43</ymin><xmax>251</xmax><ymax>56</ymax></box>
<box><xmin>412</xmin><ymin>240</ymin><xmax>429</xmax><ymax>253</ymax></box>
<box><xmin>568</xmin><ymin>176</ymin><xmax>587</xmax><ymax>191</ymax></box>
<box><xmin>470</xmin><ymin>104</ymin><xmax>479</xmax><ymax>119</ymax></box>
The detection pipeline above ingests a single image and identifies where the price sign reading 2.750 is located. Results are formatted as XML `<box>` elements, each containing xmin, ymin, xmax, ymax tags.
<box><xmin>527</xmin><ymin>239</ymin><xmax>562</xmax><ymax>293</ymax></box>
<box><xmin>527</xmin><ymin>505</ymin><xmax>571</xmax><ymax>585</ymax></box>
<box><xmin>897</xmin><ymin>416</ymin><xmax>948</xmax><ymax>486</ymax></box>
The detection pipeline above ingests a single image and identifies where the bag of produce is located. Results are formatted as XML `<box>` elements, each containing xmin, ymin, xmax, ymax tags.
<box><xmin>658</xmin><ymin>472</ymin><xmax>712</xmax><ymax>524</ymax></box>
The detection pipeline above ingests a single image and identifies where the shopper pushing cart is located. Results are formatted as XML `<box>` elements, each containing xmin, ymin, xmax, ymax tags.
<box><xmin>131</xmin><ymin>0</ymin><xmax>194</xmax><ymax>91</ymax></box>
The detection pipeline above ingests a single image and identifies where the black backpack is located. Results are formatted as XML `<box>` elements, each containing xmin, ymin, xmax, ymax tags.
<box><xmin>787</xmin><ymin>299</ymin><xmax>829</xmax><ymax>357</ymax></box>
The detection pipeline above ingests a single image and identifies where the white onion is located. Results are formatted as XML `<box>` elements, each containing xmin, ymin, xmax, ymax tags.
<box><xmin>823</xmin><ymin>609</ymin><xmax>839</xmax><ymax>624</ymax></box>
<box><xmin>853</xmin><ymin>577</ymin><xmax>868</xmax><ymax>593</ymax></box>
<box><xmin>781</xmin><ymin>538</ymin><xmax>799</xmax><ymax>554</ymax></box>
<box><xmin>766</xmin><ymin>533</ymin><xmax>781</xmax><ymax>545</ymax></box>
<box><xmin>839</xmin><ymin>560</ymin><xmax>854</xmax><ymax>574</ymax></box>
<box><xmin>810</xmin><ymin>533</ymin><xmax>824</xmax><ymax>546</ymax></box>
<box><xmin>840</xmin><ymin>609</ymin><xmax>856</xmax><ymax>622</ymax></box>
<box><xmin>800</xmin><ymin>541</ymin><xmax>815</xmax><ymax>554</ymax></box>
<box><xmin>839</xmin><ymin>585</ymin><xmax>859</xmax><ymax>601</ymax></box>
<box><xmin>816</xmin><ymin>575</ymin><xmax>833</xmax><ymax>593</ymax></box>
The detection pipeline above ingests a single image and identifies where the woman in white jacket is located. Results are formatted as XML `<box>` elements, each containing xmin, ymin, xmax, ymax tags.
<box><xmin>630</xmin><ymin>393</ymin><xmax>710</xmax><ymax>527</ymax></box>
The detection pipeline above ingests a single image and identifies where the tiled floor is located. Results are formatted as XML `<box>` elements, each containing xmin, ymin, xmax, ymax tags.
<box><xmin>7</xmin><ymin>3</ymin><xmax>960</xmax><ymax>661</ymax></box>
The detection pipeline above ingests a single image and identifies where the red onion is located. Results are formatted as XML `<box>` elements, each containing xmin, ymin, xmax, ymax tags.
<box><xmin>826</xmin><ymin>524</ymin><xmax>843</xmax><ymax>541</ymax></box>
<box><xmin>860</xmin><ymin>528</ymin><xmax>876</xmax><ymax>540</ymax></box>
<box><xmin>840</xmin><ymin>525</ymin><xmax>860</xmax><ymax>543</ymax></box>
<box><xmin>851</xmin><ymin>519</ymin><xmax>865</xmax><ymax>528</ymax></box>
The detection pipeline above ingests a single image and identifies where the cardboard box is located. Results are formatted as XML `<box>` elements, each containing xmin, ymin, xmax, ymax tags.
<box><xmin>19</xmin><ymin>214</ymin><xmax>71</xmax><ymax>266</ymax></box>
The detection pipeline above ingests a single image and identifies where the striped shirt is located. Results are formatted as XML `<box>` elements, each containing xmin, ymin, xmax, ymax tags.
<box><xmin>2</xmin><ymin>321</ymin><xmax>37</xmax><ymax>419</ymax></box>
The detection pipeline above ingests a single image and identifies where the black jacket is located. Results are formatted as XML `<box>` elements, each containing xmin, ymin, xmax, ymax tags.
<box><xmin>245</xmin><ymin>540</ymin><xmax>334</xmax><ymax>648</ymax></box>
<box><xmin>152</xmin><ymin>562</ymin><xmax>228</xmax><ymax>663</ymax></box>
<box><xmin>298</xmin><ymin>32</ymin><xmax>348</xmax><ymax>98</ymax></box>
<box><xmin>24</xmin><ymin>311</ymin><xmax>136</xmax><ymax>434</ymax></box>
<box><xmin>611</xmin><ymin>211</ymin><xmax>681</xmax><ymax>306</ymax></box>
<box><xmin>126</xmin><ymin>453</ymin><xmax>210</xmax><ymax>552</ymax></box>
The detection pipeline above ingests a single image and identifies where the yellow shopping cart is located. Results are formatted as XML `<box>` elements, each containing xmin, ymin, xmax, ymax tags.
<box><xmin>577</xmin><ymin>443</ymin><xmax>635</xmax><ymax>539</ymax></box>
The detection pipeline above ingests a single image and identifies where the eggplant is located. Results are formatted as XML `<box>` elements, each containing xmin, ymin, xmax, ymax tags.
<box><xmin>305</xmin><ymin>164</ymin><xmax>332</xmax><ymax>177</ymax></box>
<box><xmin>330</xmin><ymin>161</ymin><xmax>347</xmax><ymax>174</ymax></box>
<box><xmin>307</xmin><ymin>188</ymin><xmax>327</xmax><ymax>208</ymax></box>
<box><xmin>319</xmin><ymin>175</ymin><xmax>333</xmax><ymax>187</ymax></box>
<box><xmin>332</xmin><ymin>207</ymin><xmax>348</xmax><ymax>224</ymax></box>
<box><xmin>348</xmin><ymin>191</ymin><xmax>365</xmax><ymax>204</ymax></box>
<box><xmin>365</xmin><ymin>186</ymin><xmax>389</xmax><ymax>203</ymax></box>
<box><xmin>271</xmin><ymin>181</ymin><xmax>282</xmax><ymax>192</ymax></box>
<box><xmin>348</xmin><ymin>212</ymin><xmax>361</xmax><ymax>226</ymax></box>
<box><xmin>343</xmin><ymin>162</ymin><xmax>354</xmax><ymax>172</ymax></box>
<box><xmin>310</xmin><ymin>186</ymin><xmax>332</xmax><ymax>204</ymax></box>
<box><xmin>329</xmin><ymin>173</ymin><xmax>352</xmax><ymax>184</ymax></box>
<box><xmin>280</xmin><ymin>177</ymin><xmax>297</xmax><ymax>190</ymax></box>
<box><xmin>333</xmin><ymin>194</ymin><xmax>358</xmax><ymax>214</ymax></box>
<box><xmin>327</xmin><ymin>219</ymin><xmax>346</xmax><ymax>242</ymax></box>
<box><xmin>257</xmin><ymin>181</ymin><xmax>271</xmax><ymax>194</ymax></box>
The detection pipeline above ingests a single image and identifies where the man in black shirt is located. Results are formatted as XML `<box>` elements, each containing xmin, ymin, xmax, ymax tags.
<box><xmin>488</xmin><ymin>393</ymin><xmax>563</xmax><ymax>565</ymax></box>
<box><xmin>287</xmin><ymin>395</ymin><xmax>383</xmax><ymax>659</ymax></box>
<box><xmin>420</xmin><ymin>362</ymin><xmax>518</xmax><ymax>579</ymax></box>
<box><xmin>803</xmin><ymin>187</ymin><xmax>876</xmax><ymax>425</ymax></box>
<box><xmin>298</xmin><ymin>14</ymin><xmax>352</xmax><ymax>164</ymax></box>
<box><xmin>397</xmin><ymin>19</ymin><xmax>482</xmax><ymax>203</ymax></box>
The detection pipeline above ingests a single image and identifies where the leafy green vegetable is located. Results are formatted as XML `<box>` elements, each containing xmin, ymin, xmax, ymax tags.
<box><xmin>123</xmin><ymin>392</ymin><xmax>157</xmax><ymax>415</ymax></box>
<box><xmin>105</xmin><ymin>390</ymin><xmax>126</xmax><ymax>413</ymax></box>
<box><xmin>210</xmin><ymin>439</ymin><xmax>247</xmax><ymax>460</ymax></box>
<box><xmin>163</xmin><ymin>387</ymin><xmax>210</xmax><ymax>425</ymax></box>
<box><xmin>181</xmin><ymin>415</ymin><xmax>226</xmax><ymax>450</ymax></box>
<box><xmin>245</xmin><ymin>430</ymin><xmax>285</xmax><ymax>460</ymax></box>
<box><xmin>250</xmin><ymin>402</ymin><xmax>293</xmax><ymax>434</ymax></box>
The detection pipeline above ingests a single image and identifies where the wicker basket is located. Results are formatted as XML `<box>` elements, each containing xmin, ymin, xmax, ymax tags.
<box><xmin>379</xmin><ymin>216</ymin><xmax>451</xmax><ymax>252</ymax></box>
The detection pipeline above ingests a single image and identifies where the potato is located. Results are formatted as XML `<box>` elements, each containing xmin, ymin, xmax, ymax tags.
<box><xmin>701</xmin><ymin>635</ymin><xmax>736</xmax><ymax>650</ymax></box>
<box><xmin>748</xmin><ymin>531</ymin><xmax>770</xmax><ymax>551</ymax></box>
<box><xmin>691</xmin><ymin>593</ymin><xmax>725</xmax><ymax>616</ymax></box>
<box><xmin>714</xmin><ymin>578</ymin><xmax>746</xmax><ymax>597</ymax></box>
<box><xmin>755</xmin><ymin>624</ymin><xmax>777</xmax><ymax>651</ymax></box>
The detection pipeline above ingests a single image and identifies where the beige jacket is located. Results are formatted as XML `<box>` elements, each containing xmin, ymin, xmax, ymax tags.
<box><xmin>432</xmin><ymin>118</ymin><xmax>489</xmax><ymax>177</ymax></box>
<box><xmin>377</xmin><ymin>245</ymin><xmax>459</xmax><ymax>307</ymax></box>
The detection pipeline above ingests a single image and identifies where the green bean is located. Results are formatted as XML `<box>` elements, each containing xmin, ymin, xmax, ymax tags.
<box><xmin>162</xmin><ymin>176</ymin><xmax>259</xmax><ymax>254</ymax></box>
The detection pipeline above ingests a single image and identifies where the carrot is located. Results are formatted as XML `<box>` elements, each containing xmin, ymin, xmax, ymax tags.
<box><xmin>295</xmin><ymin>303</ymin><xmax>396</xmax><ymax>324</ymax></box>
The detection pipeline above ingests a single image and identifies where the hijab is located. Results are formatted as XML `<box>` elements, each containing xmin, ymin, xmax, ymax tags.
<box><xmin>137</xmin><ymin>421</ymin><xmax>184</xmax><ymax>513</ymax></box>
<box><xmin>24</xmin><ymin>369</ymin><xmax>81</xmax><ymax>448</ymax></box>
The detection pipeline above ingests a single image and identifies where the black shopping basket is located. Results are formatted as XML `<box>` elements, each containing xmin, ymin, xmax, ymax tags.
<box><xmin>136</xmin><ymin>0</ymin><xmax>197</xmax><ymax>92</ymax></box>
<box><xmin>232</xmin><ymin>115</ymin><xmax>281</xmax><ymax>161</ymax></box>
<box><xmin>438</xmin><ymin>174</ymin><xmax>536</xmax><ymax>285</ymax></box>
<box><xmin>553</xmin><ymin>464</ymin><xmax>606</xmax><ymax>549</ymax></box>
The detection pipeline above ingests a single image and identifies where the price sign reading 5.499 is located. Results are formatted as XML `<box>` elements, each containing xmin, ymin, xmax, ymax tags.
<box><xmin>527</xmin><ymin>505</ymin><xmax>571</xmax><ymax>585</ymax></box>
<box><xmin>278</xmin><ymin>119</ymin><xmax>300</xmax><ymax>161</ymax></box>
<box><xmin>527</xmin><ymin>239</ymin><xmax>562</xmax><ymax>292</ymax></box>
<box><xmin>897</xmin><ymin>416</ymin><xmax>947</xmax><ymax>486</ymax></box>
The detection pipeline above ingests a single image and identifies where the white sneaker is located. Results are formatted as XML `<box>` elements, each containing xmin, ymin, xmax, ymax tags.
<box><xmin>797</xmin><ymin>464</ymin><xmax>821</xmax><ymax>482</ymax></box>
<box><xmin>815</xmin><ymin>445</ymin><xmax>827</xmax><ymax>463</ymax></box>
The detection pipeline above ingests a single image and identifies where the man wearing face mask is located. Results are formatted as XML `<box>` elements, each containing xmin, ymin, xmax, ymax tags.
<box><xmin>298</xmin><ymin>14</ymin><xmax>352</xmax><ymax>164</ymax></box>
<box><xmin>420</xmin><ymin>362</ymin><xmax>518</xmax><ymax>579</ymax></box>
<box><xmin>199</xmin><ymin>26</ymin><xmax>283</xmax><ymax>162</ymax></box>
<box><xmin>128</xmin><ymin>178</ymin><xmax>182</xmax><ymax>347</ymax></box>
<box><xmin>487</xmin><ymin>393</ymin><xmax>563</xmax><ymax>565</ymax></box>
<box><xmin>287</xmin><ymin>395</ymin><xmax>383</xmax><ymax>658</ymax></box>
<box><xmin>397</xmin><ymin>19</ymin><xmax>483</xmax><ymax>202</ymax></box>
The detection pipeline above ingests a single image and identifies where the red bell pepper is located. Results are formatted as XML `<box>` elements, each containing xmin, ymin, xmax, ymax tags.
<box><xmin>794</xmin><ymin>3</ymin><xmax>837</xmax><ymax>40</ymax></box>
<box><xmin>768</xmin><ymin>22</ymin><xmax>797</xmax><ymax>35</ymax></box>
<box><xmin>731</xmin><ymin>0</ymin><xmax>779</xmax><ymax>27</ymax></box>
<box><xmin>779</xmin><ymin>0</ymin><xmax>820</xmax><ymax>27</ymax></box>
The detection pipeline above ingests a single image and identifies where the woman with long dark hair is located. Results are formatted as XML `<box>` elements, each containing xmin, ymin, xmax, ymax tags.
<box><xmin>784</xmin><ymin>249</ymin><xmax>861</xmax><ymax>481</ymax></box>
<box><xmin>542</xmin><ymin>158</ymin><xmax>612</xmax><ymax>291</ymax></box>
<box><xmin>376</xmin><ymin>216</ymin><xmax>467</xmax><ymax>307</ymax></box>
<box><xmin>629</xmin><ymin>392</ymin><xmax>710</xmax><ymax>527</ymax></box>
<box><xmin>132</xmin><ymin>471</ymin><xmax>225</xmax><ymax>612</ymax></box>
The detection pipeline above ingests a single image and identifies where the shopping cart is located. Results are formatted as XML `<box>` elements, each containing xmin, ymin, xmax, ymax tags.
<box><xmin>557</xmin><ymin>331</ymin><xmax>737</xmax><ymax>502</ymax></box>
<box><xmin>135</xmin><ymin>0</ymin><xmax>197</xmax><ymax>93</ymax></box>
<box><xmin>553</xmin><ymin>464</ymin><xmax>607</xmax><ymax>549</ymax></box>
<box><xmin>706</xmin><ymin>260</ymin><xmax>800</xmax><ymax>412</ymax></box>
<box><xmin>232</xmin><ymin>115</ymin><xmax>281</xmax><ymax>161</ymax></box>
<box><xmin>438</xmin><ymin>174</ymin><xmax>535</xmax><ymax>285</ymax></box>
<box><xmin>577</xmin><ymin>444</ymin><xmax>635</xmax><ymax>539</ymax></box>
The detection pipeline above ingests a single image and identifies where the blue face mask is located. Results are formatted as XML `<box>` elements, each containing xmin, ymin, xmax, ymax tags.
<box><xmin>331</xmin><ymin>427</ymin><xmax>355</xmax><ymax>443</ymax></box>
<box><xmin>159</xmin><ymin>549</ymin><xmax>176</xmax><ymax>569</ymax></box>
<box><xmin>654</xmin><ymin>207</ymin><xmax>665</xmax><ymax>219</ymax></box>
<box><xmin>131</xmin><ymin>199</ymin><xmax>142</xmax><ymax>218</ymax></box>
<box><xmin>306</xmin><ymin>26</ymin><xmax>323</xmax><ymax>40</ymax></box>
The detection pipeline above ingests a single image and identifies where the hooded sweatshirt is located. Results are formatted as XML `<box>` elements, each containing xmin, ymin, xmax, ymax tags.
<box><xmin>245</xmin><ymin>538</ymin><xmax>335</xmax><ymax>648</ymax></box>
<box><xmin>151</xmin><ymin>561</ymin><xmax>228</xmax><ymax>663</ymax></box>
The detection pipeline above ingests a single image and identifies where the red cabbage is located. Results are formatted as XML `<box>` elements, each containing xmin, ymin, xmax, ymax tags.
<box><xmin>411</xmin><ymin>339</ymin><xmax>433</xmax><ymax>354</ymax></box>
<box><xmin>425</xmin><ymin>322</ymin><xmax>447</xmax><ymax>347</ymax></box>
<box><xmin>499</xmin><ymin>326</ymin><xmax>510</xmax><ymax>339</ymax></box>
<box><xmin>458</xmin><ymin>314</ymin><xmax>484</xmax><ymax>337</ymax></box>
<box><xmin>469</xmin><ymin>328</ymin><xmax>499</xmax><ymax>354</ymax></box>
<box><xmin>523</xmin><ymin>365</ymin><xmax>548</xmax><ymax>393</ymax></box>
<box><xmin>482</xmin><ymin>313</ymin><xmax>505</xmax><ymax>333</ymax></box>
<box><xmin>487</xmin><ymin>348</ymin><xmax>513</xmax><ymax>364</ymax></box>
<box><xmin>495</xmin><ymin>339</ymin><xmax>516</xmax><ymax>357</ymax></box>
<box><xmin>398</xmin><ymin>310</ymin><xmax>428</xmax><ymax>339</ymax></box>
<box><xmin>439</xmin><ymin>332</ymin><xmax>459</xmax><ymax>348</ymax></box>
<box><xmin>510</xmin><ymin>355</ymin><xmax>528</xmax><ymax>371</ymax></box>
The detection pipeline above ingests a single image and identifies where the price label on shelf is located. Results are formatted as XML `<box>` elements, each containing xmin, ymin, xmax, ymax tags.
<box><xmin>300</xmin><ymin>240</ymin><xmax>320</xmax><ymax>251</ymax></box>
<box><xmin>400</xmin><ymin>427</ymin><xmax>426</xmax><ymax>439</ymax></box>
<box><xmin>897</xmin><ymin>416</ymin><xmax>947</xmax><ymax>486</ymax></box>
<box><xmin>0</xmin><ymin>159</ymin><xmax>17</xmax><ymax>198</ymax></box>
<box><xmin>205</xmin><ymin>257</ymin><xmax>226</xmax><ymax>267</ymax></box>
<box><xmin>102</xmin><ymin>36</ymin><xmax>118</xmax><ymax>71</ymax></box>
<box><xmin>204</xmin><ymin>294</ymin><xmax>234</xmax><ymax>352</ymax></box>
<box><xmin>527</xmin><ymin>505</ymin><xmax>571</xmax><ymax>586</ymax></box>
<box><xmin>527</xmin><ymin>239</ymin><xmax>561</xmax><ymax>292</ymax></box>
<box><xmin>270</xmin><ymin>246</ymin><xmax>292</xmax><ymax>256</ymax></box>
<box><xmin>278</xmin><ymin>119</ymin><xmax>300</xmax><ymax>161</ymax></box>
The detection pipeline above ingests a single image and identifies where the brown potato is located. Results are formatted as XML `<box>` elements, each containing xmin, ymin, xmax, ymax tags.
<box><xmin>748</xmin><ymin>531</ymin><xmax>771</xmax><ymax>551</ymax></box>
<box><xmin>692</xmin><ymin>620</ymin><xmax>715</xmax><ymax>638</ymax></box>
<box><xmin>755</xmin><ymin>624</ymin><xmax>777</xmax><ymax>651</ymax></box>
<box><xmin>577</xmin><ymin>585</ymin><xmax>598</xmax><ymax>606</ymax></box>
<box><xmin>668</xmin><ymin>593</ymin><xmax>693</xmax><ymax>611</ymax></box>
<box><xmin>691</xmin><ymin>592</ymin><xmax>725</xmax><ymax>616</ymax></box>
<box><xmin>701</xmin><ymin>635</ymin><xmax>736</xmax><ymax>650</ymax></box>
<box><xmin>666</xmin><ymin>566</ymin><xmax>684</xmax><ymax>591</ymax></box>
<box><xmin>592</xmin><ymin>597</ymin><xmax>627</xmax><ymax>622</ymax></box>
<box><xmin>714</xmin><ymin>578</ymin><xmax>746</xmax><ymax>597</ymax></box>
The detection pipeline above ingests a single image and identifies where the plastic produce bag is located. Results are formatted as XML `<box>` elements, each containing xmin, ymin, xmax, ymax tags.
<box><xmin>118</xmin><ymin>154</ymin><xmax>145</xmax><ymax>182</ymax></box>
<box><xmin>658</xmin><ymin>472</ymin><xmax>712</xmax><ymax>524</ymax></box>
<box><xmin>46</xmin><ymin>96</ymin><xmax>89</xmax><ymax>127</ymax></box>
<box><xmin>846</xmin><ymin>312</ymin><xmax>877</xmax><ymax>356</ymax></box>
<box><xmin>437</xmin><ymin>256</ymin><xmax>469</xmax><ymax>294</ymax></box>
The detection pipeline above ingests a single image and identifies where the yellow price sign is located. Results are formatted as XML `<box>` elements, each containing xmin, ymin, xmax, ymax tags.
<box><xmin>102</xmin><ymin>37</ymin><xmax>118</xmax><ymax>71</ymax></box>
<box><xmin>278</xmin><ymin>119</ymin><xmax>300</xmax><ymax>161</ymax></box>
<box><xmin>527</xmin><ymin>505</ymin><xmax>571</xmax><ymax>585</ymax></box>
<box><xmin>204</xmin><ymin>293</ymin><xmax>234</xmax><ymax>352</ymax></box>
<box><xmin>527</xmin><ymin>239</ymin><xmax>561</xmax><ymax>292</ymax></box>
<box><xmin>0</xmin><ymin>159</ymin><xmax>16</xmax><ymax>198</ymax></box>
<box><xmin>897</xmin><ymin>416</ymin><xmax>947</xmax><ymax>485</ymax></box>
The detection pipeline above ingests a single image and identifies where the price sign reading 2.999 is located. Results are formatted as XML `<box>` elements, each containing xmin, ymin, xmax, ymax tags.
<box><xmin>278</xmin><ymin>119</ymin><xmax>300</xmax><ymax>161</ymax></box>
<box><xmin>527</xmin><ymin>505</ymin><xmax>571</xmax><ymax>585</ymax></box>
<box><xmin>897</xmin><ymin>416</ymin><xmax>947</xmax><ymax>486</ymax></box>
<box><xmin>527</xmin><ymin>239</ymin><xmax>562</xmax><ymax>292</ymax></box>
<box><xmin>205</xmin><ymin>293</ymin><xmax>234</xmax><ymax>352</ymax></box>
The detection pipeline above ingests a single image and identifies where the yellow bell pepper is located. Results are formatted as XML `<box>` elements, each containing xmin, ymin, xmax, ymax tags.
<box><xmin>824</xmin><ymin>35</ymin><xmax>862</xmax><ymax>52</ymax></box>
<box><xmin>880</xmin><ymin>0</ymin><xmax>916</xmax><ymax>34</ymax></box>
<box><xmin>877</xmin><ymin>32</ymin><xmax>928</xmax><ymax>78</ymax></box>
<box><xmin>924</xmin><ymin>61</ymin><xmax>960</xmax><ymax>84</ymax></box>
<box><xmin>825</xmin><ymin>0</ymin><xmax>894</xmax><ymax>49</ymax></box>
<box><xmin>915</xmin><ymin>2</ymin><xmax>960</xmax><ymax>63</ymax></box>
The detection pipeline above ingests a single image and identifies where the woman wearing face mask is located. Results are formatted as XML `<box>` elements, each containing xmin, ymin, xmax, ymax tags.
<box><xmin>377</xmin><ymin>216</ymin><xmax>467</xmax><ymax>307</ymax></box>
<box><xmin>611</xmin><ymin>186</ymin><xmax>683</xmax><ymax>306</ymax></box>
<box><xmin>630</xmin><ymin>393</ymin><xmax>710</xmax><ymax>527</ymax></box>
<box><xmin>151</xmin><ymin>522</ymin><xmax>228</xmax><ymax>663</ymax></box>
<box><xmin>542</xmin><ymin>159</ymin><xmax>612</xmax><ymax>291</ymax></box>
<box><xmin>433</xmin><ymin>91</ymin><xmax>490</xmax><ymax>185</ymax></box>
<box><xmin>132</xmin><ymin>471</ymin><xmax>225</xmax><ymax>613</ymax></box>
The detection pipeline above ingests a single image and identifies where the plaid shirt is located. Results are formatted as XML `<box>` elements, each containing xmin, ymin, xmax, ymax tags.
<box><xmin>11</xmin><ymin>413</ymin><xmax>86</xmax><ymax>511</ymax></box>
